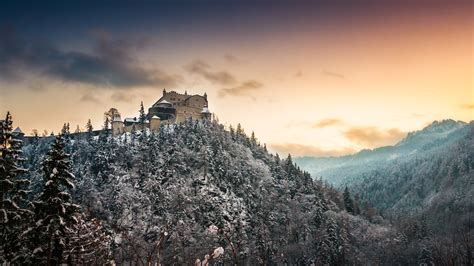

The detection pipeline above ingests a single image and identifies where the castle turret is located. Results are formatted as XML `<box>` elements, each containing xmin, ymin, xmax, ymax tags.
<box><xmin>201</xmin><ymin>105</ymin><xmax>211</xmax><ymax>120</ymax></box>
<box><xmin>111</xmin><ymin>113</ymin><xmax>124</xmax><ymax>136</ymax></box>
<box><xmin>150</xmin><ymin>115</ymin><xmax>161</xmax><ymax>133</ymax></box>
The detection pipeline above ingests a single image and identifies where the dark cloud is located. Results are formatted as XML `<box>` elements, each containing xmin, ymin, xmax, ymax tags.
<box><xmin>0</xmin><ymin>28</ymin><xmax>181</xmax><ymax>88</ymax></box>
<box><xmin>111</xmin><ymin>92</ymin><xmax>136</xmax><ymax>102</ymax></box>
<box><xmin>313</xmin><ymin>118</ymin><xmax>344</xmax><ymax>128</ymax></box>
<box><xmin>184</xmin><ymin>59</ymin><xmax>237</xmax><ymax>85</ymax></box>
<box><xmin>80</xmin><ymin>93</ymin><xmax>101</xmax><ymax>104</ymax></box>
<box><xmin>322</xmin><ymin>69</ymin><xmax>345</xmax><ymax>79</ymax></box>
<box><xmin>270</xmin><ymin>143</ymin><xmax>356</xmax><ymax>157</ymax></box>
<box><xmin>218</xmin><ymin>80</ymin><xmax>263</xmax><ymax>98</ymax></box>
<box><xmin>343</xmin><ymin>126</ymin><xmax>406</xmax><ymax>148</ymax></box>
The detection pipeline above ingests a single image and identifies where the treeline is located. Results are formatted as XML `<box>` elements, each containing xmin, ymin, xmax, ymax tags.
<box><xmin>0</xmin><ymin>112</ymin><xmax>112</xmax><ymax>264</ymax></box>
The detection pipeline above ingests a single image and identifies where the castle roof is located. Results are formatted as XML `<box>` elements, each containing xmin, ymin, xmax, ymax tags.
<box><xmin>159</xmin><ymin>99</ymin><xmax>171</xmax><ymax>104</ymax></box>
<box><xmin>13</xmin><ymin>127</ymin><xmax>23</xmax><ymax>134</ymax></box>
<box><xmin>124</xmin><ymin>117</ymin><xmax>139</xmax><ymax>123</ymax></box>
<box><xmin>152</xmin><ymin>90</ymin><xmax>208</xmax><ymax>107</ymax></box>
<box><xmin>112</xmin><ymin>116</ymin><xmax>122</xmax><ymax>122</ymax></box>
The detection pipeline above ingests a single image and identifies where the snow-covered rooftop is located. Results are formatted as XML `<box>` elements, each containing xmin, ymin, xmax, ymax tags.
<box><xmin>13</xmin><ymin>127</ymin><xmax>23</xmax><ymax>133</ymax></box>
<box><xmin>151</xmin><ymin>115</ymin><xmax>161</xmax><ymax>120</ymax></box>
<box><xmin>201</xmin><ymin>107</ymin><xmax>211</xmax><ymax>113</ymax></box>
<box><xmin>124</xmin><ymin>117</ymin><xmax>139</xmax><ymax>123</ymax></box>
<box><xmin>159</xmin><ymin>99</ymin><xmax>171</xmax><ymax>104</ymax></box>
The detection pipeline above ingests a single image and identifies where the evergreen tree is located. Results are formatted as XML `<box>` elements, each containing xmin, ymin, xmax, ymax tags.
<box><xmin>139</xmin><ymin>101</ymin><xmax>146</xmax><ymax>123</ymax></box>
<box><xmin>236</xmin><ymin>123</ymin><xmax>243</xmax><ymax>136</ymax></box>
<box><xmin>86</xmin><ymin>119</ymin><xmax>93</xmax><ymax>133</ymax></box>
<box><xmin>99</xmin><ymin>117</ymin><xmax>110</xmax><ymax>142</ymax></box>
<box><xmin>86</xmin><ymin>119</ymin><xmax>93</xmax><ymax>140</ymax></box>
<box><xmin>316</xmin><ymin>217</ymin><xmax>342</xmax><ymax>265</ymax></box>
<box><xmin>29</xmin><ymin>135</ymin><xmax>80</xmax><ymax>265</ymax></box>
<box><xmin>250</xmin><ymin>131</ymin><xmax>257</xmax><ymax>145</ymax></box>
<box><xmin>0</xmin><ymin>112</ymin><xmax>31</xmax><ymax>263</ymax></box>
<box><xmin>343</xmin><ymin>186</ymin><xmax>354</xmax><ymax>214</ymax></box>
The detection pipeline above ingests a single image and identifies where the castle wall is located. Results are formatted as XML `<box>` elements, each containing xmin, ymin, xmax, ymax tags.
<box><xmin>175</xmin><ymin>106</ymin><xmax>202</xmax><ymax>123</ymax></box>
<box><xmin>111</xmin><ymin>121</ymin><xmax>124</xmax><ymax>136</ymax></box>
<box><xmin>150</xmin><ymin>118</ymin><xmax>161</xmax><ymax>133</ymax></box>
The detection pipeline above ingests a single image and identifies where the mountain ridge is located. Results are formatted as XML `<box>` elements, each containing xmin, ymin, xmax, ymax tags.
<box><xmin>295</xmin><ymin>119</ymin><xmax>472</xmax><ymax>184</ymax></box>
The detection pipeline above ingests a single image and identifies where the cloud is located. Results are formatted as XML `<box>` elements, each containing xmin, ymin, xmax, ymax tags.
<box><xmin>322</xmin><ymin>69</ymin><xmax>345</xmax><ymax>79</ymax></box>
<box><xmin>460</xmin><ymin>103</ymin><xmax>474</xmax><ymax>110</ymax></box>
<box><xmin>313</xmin><ymin>118</ymin><xmax>344</xmax><ymax>128</ymax></box>
<box><xmin>184</xmin><ymin>59</ymin><xmax>237</xmax><ymax>85</ymax></box>
<box><xmin>224</xmin><ymin>54</ymin><xmax>239</xmax><ymax>64</ymax></box>
<box><xmin>80</xmin><ymin>93</ymin><xmax>102</xmax><ymax>104</ymax></box>
<box><xmin>218</xmin><ymin>80</ymin><xmax>263</xmax><ymax>98</ymax></box>
<box><xmin>0</xmin><ymin>27</ymin><xmax>181</xmax><ymax>88</ymax></box>
<box><xmin>295</xmin><ymin>70</ymin><xmax>303</xmax><ymax>78</ymax></box>
<box><xmin>111</xmin><ymin>92</ymin><xmax>136</xmax><ymax>102</ymax></box>
<box><xmin>270</xmin><ymin>143</ymin><xmax>356</xmax><ymax>157</ymax></box>
<box><xmin>343</xmin><ymin>126</ymin><xmax>406</xmax><ymax>148</ymax></box>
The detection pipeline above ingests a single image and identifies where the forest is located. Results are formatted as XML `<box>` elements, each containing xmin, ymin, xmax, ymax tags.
<box><xmin>1</xmin><ymin>112</ymin><xmax>472</xmax><ymax>265</ymax></box>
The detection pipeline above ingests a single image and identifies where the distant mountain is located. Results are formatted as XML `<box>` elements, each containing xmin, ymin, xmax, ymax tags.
<box><xmin>295</xmin><ymin>119</ymin><xmax>470</xmax><ymax>185</ymax></box>
<box><xmin>295</xmin><ymin>119</ymin><xmax>473</xmax><ymax>229</ymax></box>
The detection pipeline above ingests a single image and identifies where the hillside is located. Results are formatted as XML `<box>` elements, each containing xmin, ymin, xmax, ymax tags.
<box><xmin>295</xmin><ymin>120</ymin><xmax>474</xmax><ymax>229</ymax></box>
<box><xmin>20</xmin><ymin>119</ymin><xmax>393</xmax><ymax>264</ymax></box>
<box><xmin>0</xmin><ymin>117</ymin><xmax>467</xmax><ymax>264</ymax></box>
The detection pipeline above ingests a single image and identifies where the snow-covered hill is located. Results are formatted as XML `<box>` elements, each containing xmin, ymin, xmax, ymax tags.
<box><xmin>295</xmin><ymin>119</ymin><xmax>471</xmax><ymax>185</ymax></box>
<box><xmin>295</xmin><ymin>120</ymin><xmax>473</xmax><ymax>229</ymax></box>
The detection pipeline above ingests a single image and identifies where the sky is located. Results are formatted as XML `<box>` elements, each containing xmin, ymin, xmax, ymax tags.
<box><xmin>0</xmin><ymin>0</ymin><xmax>472</xmax><ymax>157</ymax></box>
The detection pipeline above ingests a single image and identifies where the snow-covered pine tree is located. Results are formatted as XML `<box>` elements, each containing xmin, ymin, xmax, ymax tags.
<box><xmin>28</xmin><ymin>135</ymin><xmax>80</xmax><ymax>265</ymax></box>
<box><xmin>139</xmin><ymin>101</ymin><xmax>146</xmax><ymax>123</ymax></box>
<box><xmin>343</xmin><ymin>186</ymin><xmax>354</xmax><ymax>214</ymax></box>
<box><xmin>99</xmin><ymin>116</ymin><xmax>110</xmax><ymax>143</ymax></box>
<box><xmin>316</xmin><ymin>217</ymin><xmax>342</xmax><ymax>265</ymax></box>
<box><xmin>0</xmin><ymin>112</ymin><xmax>32</xmax><ymax>263</ymax></box>
<box><xmin>86</xmin><ymin>119</ymin><xmax>93</xmax><ymax>133</ymax></box>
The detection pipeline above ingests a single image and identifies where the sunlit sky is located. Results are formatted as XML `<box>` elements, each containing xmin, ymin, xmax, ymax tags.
<box><xmin>0</xmin><ymin>0</ymin><xmax>472</xmax><ymax>156</ymax></box>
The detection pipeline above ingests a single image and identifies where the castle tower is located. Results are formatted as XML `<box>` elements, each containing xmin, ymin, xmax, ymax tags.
<box><xmin>201</xmin><ymin>105</ymin><xmax>211</xmax><ymax>120</ymax></box>
<box><xmin>150</xmin><ymin>115</ymin><xmax>161</xmax><ymax>133</ymax></box>
<box><xmin>111</xmin><ymin>113</ymin><xmax>124</xmax><ymax>136</ymax></box>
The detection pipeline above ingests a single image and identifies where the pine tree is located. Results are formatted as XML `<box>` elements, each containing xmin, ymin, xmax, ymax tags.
<box><xmin>343</xmin><ymin>186</ymin><xmax>354</xmax><ymax>214</ymax></box>
<box><xmin>139</xmin><ymin>101</ymin><xmax>146</xmax><ymax>123</ymax></box>
<box><xmin>236</xmin><ymin>123</ymin><xmax>243</xmax><ymax>136</ymax></box>
<box><xmin>86</xmin><ymin>119</ymin><xmax>93</xmax><ymax>133</ymax></box>
<box><xmin>86</xmin><ymin>119</ymin><xmax>93</xmax><ymax>140</ymax></box>
<box><xmin>99</xmin><ymin>117</ymin><xmax>110</xmax><ymax>142</ymax></box>
<box><xmin>250</xmin><ymin>131</ymin><xmax>257</xmax><ymax>145</ymax></box>
<box><xmin>28</xmin><ymin>135</ymin><xmax>80</xmax><ymax>265</ymax></box>
<box><xmin>316</xmin><ymin>217</ymin><xmax>342</xmax><ymax>265</ymax></box>
<box><xmin>0</xmin><ymin>112</ymin><xmax>31</xmax><ymax>263</ymax></box>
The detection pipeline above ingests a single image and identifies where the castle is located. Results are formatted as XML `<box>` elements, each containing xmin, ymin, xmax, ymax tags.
<box><xmin>111</xmin><ymin>90</ymin><xmax>211</xmax><ymax>136</ymax></box>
